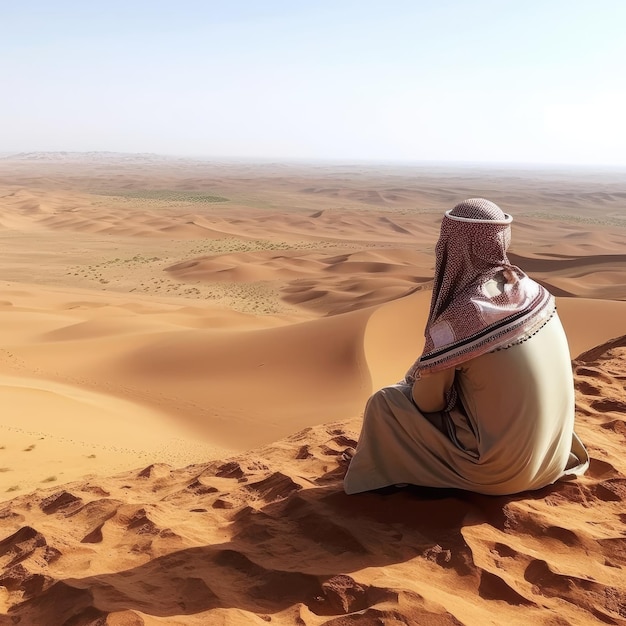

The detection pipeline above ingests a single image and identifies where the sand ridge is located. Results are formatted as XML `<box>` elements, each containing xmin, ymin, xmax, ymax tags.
<box><xmin>1</xmin><ymin>280</ymin><xmax>624</xmax><ymax>497</ymax></box>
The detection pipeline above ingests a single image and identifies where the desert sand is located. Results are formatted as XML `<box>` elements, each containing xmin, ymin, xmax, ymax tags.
<box><xmin>0</xmin><ymin>153</ymin><xmax>624</xmax><ymax>625</ymax></box>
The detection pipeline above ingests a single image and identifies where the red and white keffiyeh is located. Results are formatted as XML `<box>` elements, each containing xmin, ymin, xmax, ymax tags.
<box><xmin>405</xmin><ymin>198</ymin><xmax>555</xmax><ymax>382</ymax></box>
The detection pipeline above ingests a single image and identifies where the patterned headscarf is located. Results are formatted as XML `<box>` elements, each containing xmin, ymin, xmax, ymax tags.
<box><xmin>405</xmin><ymin>198</ymin><xmax>555</xmax><ymax>381</ymax></box>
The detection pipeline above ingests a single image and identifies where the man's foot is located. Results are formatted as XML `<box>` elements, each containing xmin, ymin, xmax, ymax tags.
<box><xmin>340</xmin><ymin>447</ymin><xmax>356</xmax><ymax>464</ymax></box>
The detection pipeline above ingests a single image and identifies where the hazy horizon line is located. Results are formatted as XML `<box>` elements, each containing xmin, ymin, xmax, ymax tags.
<box><xmin>2</xmin><ymin>150</ymin><xmax>626</xmax><ymax>172</ymax></box>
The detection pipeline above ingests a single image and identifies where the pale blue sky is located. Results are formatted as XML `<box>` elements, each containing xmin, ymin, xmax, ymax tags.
<box><xmin>2</xmin><ymin>0</ymin><xmax>625</xmax><ymax>166</ymax></box>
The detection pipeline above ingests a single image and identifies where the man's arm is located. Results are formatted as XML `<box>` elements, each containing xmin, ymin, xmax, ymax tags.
<box><xmin>412</xmin><ymin>367</ymin><xmax>455</xmax><ymax>412</ymax></box>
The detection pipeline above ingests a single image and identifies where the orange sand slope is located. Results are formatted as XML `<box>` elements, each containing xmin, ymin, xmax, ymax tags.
<box><xmin>0</xmin><ymin>334</ymin><xmax>625</xmax><ymax>626</ymax></box>
<box><xmin>1</xmin><ymin>282</ymin><xmax>624</xmax><ymax>498</ymax></box>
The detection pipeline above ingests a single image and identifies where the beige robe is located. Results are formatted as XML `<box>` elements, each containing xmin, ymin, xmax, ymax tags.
<box><xmin>344</xmin><ymin>313</ymin><xmax>589</xmax><ymax>495</ymax></box>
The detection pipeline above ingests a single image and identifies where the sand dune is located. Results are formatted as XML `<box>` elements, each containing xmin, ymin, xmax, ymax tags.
<box><xmin>0</xmin><ymin>156</ymin><xmax>625</xmax><ymax>625</ymax></box>
<box><xmin>0</xmin><ymin>334</ymin><xmax>624</xmax><ymax>625</ymax></box>
<box><xmin>508</xmin><ymin>252</ymin><xmax>626</xmax><ymax>300</ymax></box>
<box><xmin>1</xmin><ymin>281</ymin><xmax>623</xmax><ymax>475</ymax></box>
<box><xmin>166</xmin><ymin>248</ymin><xmax>433</xmax><ymax>315</ymax></box>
